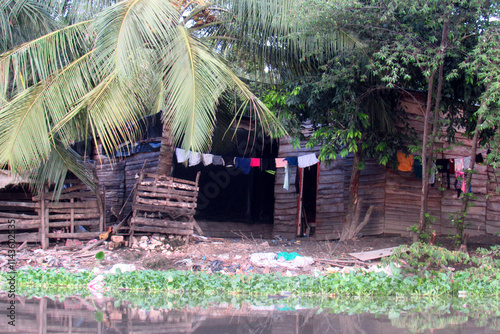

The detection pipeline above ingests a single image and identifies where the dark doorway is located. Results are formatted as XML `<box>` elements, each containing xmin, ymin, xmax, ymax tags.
<box><xmin>299</xmin><ymin>163</ymin><xmax>318</xmax><ymax>236</ymax></box>
<box><xmin>172</xmin><ymin>129</ymin><xmax>278</xmax><ymax>224</ymax></box>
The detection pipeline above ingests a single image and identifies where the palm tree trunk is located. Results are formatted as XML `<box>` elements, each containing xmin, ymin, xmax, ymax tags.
<box><xmin>157</xmin><ymin>123</ymin><xmax>174</xmax><ymax>177</ymax></box>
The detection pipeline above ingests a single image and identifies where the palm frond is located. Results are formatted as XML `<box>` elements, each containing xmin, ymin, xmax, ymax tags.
<box><xmin>0</xmin><ymin>0</ymin><xmax>60</xmax><ymax>53</ymax></box>
<box><xmin>0</xmin><ymin>20</ymin><xmax>91</xmax><ymax>102</ymax></box>
<box><xmin>27</xmin><ymin>140</ymin><xmax>97</xmax><ymax>200</ymax></box>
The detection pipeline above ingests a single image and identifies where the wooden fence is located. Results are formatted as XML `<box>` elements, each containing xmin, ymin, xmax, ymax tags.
<box><xmin>0</xmin><ymin>183</ymin><xmax>105</xmax><ymax>248</ymax></box>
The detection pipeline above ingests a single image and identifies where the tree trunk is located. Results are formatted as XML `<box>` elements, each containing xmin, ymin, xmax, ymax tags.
<box><xmin>417</xmin><ymin>72</ymin><xmax>436</xmax><ymax>242</ymax></box>
<box><xmin>157</xmin><ymin>123</ymin><xmax>175</xmax><ymax>177</ymax></box>
<box><xmin>341</xmin><ymin>145</ymin><xmax>363</xmax><ymax>241</ymax></box>
<box><xmin>418</xmin><ymin>15</ymin><xmax>450</xmax><ymax>242</ymax></box>
<box><xmin>456</xmin><ymin>114</ymin><xmax>484</xmax><ymax>245</ymax></box>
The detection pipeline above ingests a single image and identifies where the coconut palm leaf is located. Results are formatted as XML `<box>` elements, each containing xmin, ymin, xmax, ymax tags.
<box><xmin>0</xmin><ymin>20</ymin><xmax>91</xmax><ymax>102</ymax></box>
<box><xmin>27</xmin><ymin>139</ymin><xmax>97</xmax><ymax>199</ymax></box>
<box><xmin>0</xmin><ymin>0</ymin><xmax>60</xmax><ymax>53</ymax></box>
<box><xmin>1</xmin><ymin>0</ymin><xmax>356</xmax><ymax>192</ymax></box>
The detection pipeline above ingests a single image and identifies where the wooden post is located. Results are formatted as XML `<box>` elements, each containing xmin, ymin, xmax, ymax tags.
<box><xmin>100</xmin><ymin>186</ymin><xmax>106</xmax><ymax>233</ymax></box>
<box><xmin>296</xmin><ymin>167</ymin><xmax>304</xmax><ymax>237</ymax></box>
<box><xmin>70</xmin><ymin>198</ymin><xmax>74</xmax><ymax>233</ymax></box>
<box><xmin>40</xmin><ymin>189</ymin><xmax>47</xmax><ymax>250</ymax></box>
<box><xmin>129</xmin><ymin>172</ymin><xmax>144</xmax><ymax>240</ymax></box>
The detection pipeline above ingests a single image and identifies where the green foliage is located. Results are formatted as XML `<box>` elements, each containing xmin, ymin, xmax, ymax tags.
<box><xmin>384</xmin><ymin>243</ymin><xmax>472</xmax><ymax>275</ymax></box>
<box><xmin>2</xmin><ymin>264</ymin><xmax>500</xmax><ymax>298</ymax></box>
<box><xmin>408</xmin><ymin>214</ymin><xmax>435</xmax><ymax>242</ymax></box>
<box><xmin>95</xmin><ymin>251</ymin><xmax>105</xmax><ymax>261</ymax></box>
<box><xmin>449</xmin><ymin>191</ymin><xmax>477</xmax><ymax>246</ymax></box>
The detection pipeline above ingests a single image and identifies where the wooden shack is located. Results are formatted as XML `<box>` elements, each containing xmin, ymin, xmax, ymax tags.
<box><xmin>3</xmin><ymin>90</ymin><xmax>498</xmax><ymax>245</ymax></box>
<box><xmin>273</xmin><ymin>92</ymin><xmax>500</xmax><ymax>239</ymax></box>
<box><xmin>84</xmin><ymin>91</ymin><xmax>500</xmax><ymax>242</ymax></box>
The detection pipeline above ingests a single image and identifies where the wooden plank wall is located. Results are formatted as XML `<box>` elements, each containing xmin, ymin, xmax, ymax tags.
<box><xmin>0</xmin><ymin>187</ymin><xmax>39</xmax><ymax>243</ymax></box>
<box><xmin>93</xmin><ymin>141</ymin><xmax>160</xmax><ymax>222</ymax></box>
<box><xmin>486</xmin><ymin>166</ymin><xmax>500</xmax><ymax>234</ymax></box>
<box><xmin>344</xmin><ymin>158</ymin><xmax>387</xmax><ymax>236</ymax></box>
<box><xmin>314</xmin><ymin>160</ymin><xmax>345</xmax><ymax>239</ymax></box>
<box><xmin>384</xmin><ymin>167</ymin><xmax>442</xmax><ymax>236</ymax></box>
<box><xmin>272</xmin><ymin>138</ymin><xmax>305</xmax><ymax>239</ymax></box>
<box><xmin>95</xmin><ymin>157</ymin><xmax>125</xmax><ymax>223</ymax></box>
<box><xmin>123</xmin><ymin>151</ymin><xmax>160</xmax><ymax>218</ymax></box>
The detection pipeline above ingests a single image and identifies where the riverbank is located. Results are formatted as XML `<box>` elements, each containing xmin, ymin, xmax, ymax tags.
<box><xmin>1</xmin><ymin>234</ymin><xmax>499</xmax><ymax>298</ymax></box>
<box><xmin>1</xmin><ymin>234</ymin><xmax>499</xmax><ymax>275</ymax></box>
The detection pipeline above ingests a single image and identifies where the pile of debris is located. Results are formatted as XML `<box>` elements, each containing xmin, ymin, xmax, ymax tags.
<box><xmin>129</xmin><ymin>234</ymin><xmax>185</xmax><ymax>254</ymax></box>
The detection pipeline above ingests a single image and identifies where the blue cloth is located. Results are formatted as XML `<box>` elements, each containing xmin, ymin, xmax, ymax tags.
<box><xmin>285</xmin><ymin>157</ymin><xmax>298</xmax><ymax>166</ymax></box>
<box><xmin>235</xmin><ymin>157</ymin><xmax>251</xmax><ymax>174</ymax></box>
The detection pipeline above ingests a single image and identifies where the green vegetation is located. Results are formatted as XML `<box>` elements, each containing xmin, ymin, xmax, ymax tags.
<box><xmin>2</xmin><ymin>247</ymin><xmax>500</xmax><ymax>298</ymax></box>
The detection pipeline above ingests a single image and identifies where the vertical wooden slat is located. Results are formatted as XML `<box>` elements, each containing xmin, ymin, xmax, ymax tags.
<box><xmin>70</xmin><ymin>198</ymin><xmax>74</xmax><ymax>233</ymax></box>
<box><xmin>40</xmin><ymin>190</ymin><xmax>47</xmax><ymax>250</ymax></box>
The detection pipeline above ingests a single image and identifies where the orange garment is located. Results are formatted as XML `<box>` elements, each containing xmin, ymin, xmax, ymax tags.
<box><xmin>397</xmin><ymin>152</ymin><xmax>414</xmax><ymax>172</ymax></box>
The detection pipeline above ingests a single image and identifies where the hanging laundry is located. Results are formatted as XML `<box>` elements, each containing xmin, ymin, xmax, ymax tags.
<box><xmin>222</xmin><ymin>156</ymin><xmax>234</xmax><ymax>167</ymax></box>
<box><xmin>449</xmin><ymin>158</ymin><xmax>455</xmax><ymax>174</ymax></box>
<box><xmin>436</xmin><ymin>158</ymin><xmax>451</xmax><ymax>189</ymax></box>
<box><xmin>295</xmin><ymin>166</ymin><xmax>301</xmax><ymax>194</ymax></box>
<box><xmin>455</xmin><ymin>158</ymin><xmax>464</xmax><ymax>171</ymax></box>
<box><xmin>464</xmin><ymin>156</ymin><xmax>471</xmax><ymax>170</ymax></box>
<box><xmin>429</xmin><ymin>162</ymin><xmax>437</xmax><ymax>184</ymax></box>
<box><xmin>175</xmin><ymin>148</ymin><xmax>187</xmax><ymax>163</ymax></box>
<box><xmin>250</xmin><ymin>158</ymin><xmax>261</xmax><ymax>168</ymax></box>
<box><xmin>275</xmin><ymin>158</ymin><xmax>287</xmax><ymax>168</ymax></box>
<box><xmin>283</xmin><ymin>162</ymin><xmax>290</xmax><ymax>190</ymax></box>
<box><xmin>202</xmin><ymin>153</ymin><xmax>214</xmax><ymax>166</ymax></box>
<box><xmin>476</xmin><ymin>153</ymin><xmax>484</xmax><ymax>164</ymax></box>
<box><xmin>455</xmin><ymin>171</ymin><xmax>466</xmax><ymax>198</ymax></box>
<box><xmin>285</xmin><ymin>157</ymin><xmax>298</xmax><ymax>166</ymax></box>
<box><xmin>298</xmin><ymin>153</ymin><xmax>319</xmax><ymax>168</ymax></box>
<box><xmin>213</xmin><ymin>155</ymin><xmax>224</xmax><ymax>166</ymax></box>
<box><xmin>397</xmin><ymin>152</ymin><xmax>414</xmax><ymax>172</ymax></box>
<box><xmin>188</xmin><ymin>152</ymin><xmax>201</xmax><ymax>166</ymax></box>
<box><xmin>235</xmin><ymin>157</ymin><xmax>251</xmax><ymax>174</ymax></box>
<box><xmin>261</xmin><ymin>158</ymin><xmax>276</xmax><ymax>171</ymax></box>
<box><xmin>413</xmin><ymin>159</ymin><xmax>422</xmax><ymax>179</ymax></box>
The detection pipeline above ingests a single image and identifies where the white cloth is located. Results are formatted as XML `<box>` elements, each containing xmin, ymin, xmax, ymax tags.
<box><xmin>188</xmin><ymin>151</ymin><xmax>201</xmax><ymax>166</ymax></box>
<box><xmin>429</xmin><ymin>163</ymin><xmax>436</xmax><ymax>184</ymax></box>
<box><xmin>202</xmin><ymin>153</ymin><xmax>214</xmax><ymax>166</ymax></box>
<box><xmin>283</xmin><ymin>162</ymin><xmax>290</xmax><ymax>190</ymax></box>
<box><xmin>464</xmin><ymin>156</ymin><xmax>471</xmax><ymax>170</ymax></box>
<box><xmin>298</xmin><ymin>153</ymin><xmax>319</xmax><ymax>168</ymax></box>
<box><xmin>175</xmin><ymin>148</ymin><xmax>187</xmax><ymax>163</ymax></box>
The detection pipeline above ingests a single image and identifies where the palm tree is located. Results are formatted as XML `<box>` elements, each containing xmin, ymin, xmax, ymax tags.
<box><xmin>0</xmin><ymin>0</ymin><xmax>354</xmax><ymax>194</ymax></box>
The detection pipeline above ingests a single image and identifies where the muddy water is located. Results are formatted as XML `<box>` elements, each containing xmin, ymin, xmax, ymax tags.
<box><xmin>1</xmin><ymin>295</ymin><xmax>499</xmax><ymax>333</ymax></box>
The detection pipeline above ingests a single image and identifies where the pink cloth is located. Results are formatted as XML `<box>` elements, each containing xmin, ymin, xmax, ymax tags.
<box><xmin>456</xmin><ymin>171</ymin><xmax>466</xmax><ymax>192</ymax></box>
<box><xmin>250</xmin><ymin>158</ymin><xmax>261</xmax><ymax>167</ymax></box>
<box><xmin>275</xmin><ymin>158</ymin><xmax>287</xmax><ymax>168</ymax></box>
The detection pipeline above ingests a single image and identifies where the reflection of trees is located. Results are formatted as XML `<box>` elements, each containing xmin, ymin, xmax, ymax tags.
<box><xmin>339</xmin><ymin>315</ymin><xmax>368</xmax><ymax>334</ymax></box>
<box><xmin>391</xmin><ymin>314</ymin><xmax>469</xmax><ymax>333</ymax></box>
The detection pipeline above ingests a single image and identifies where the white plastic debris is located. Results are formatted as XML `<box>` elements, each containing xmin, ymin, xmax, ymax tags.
<box><xmin>108</xmin><ymin>263</ymin><xmax>136</xmax><ymax>274</ymax></box>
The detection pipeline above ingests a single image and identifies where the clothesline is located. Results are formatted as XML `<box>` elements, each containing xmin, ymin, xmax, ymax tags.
<box><xmin>398</xmin><ymin>152</ymin><xmax>485</xmax><ymax>198</ymax></box>
<box><xmin>175</xmin><ymin>148</ymin><xmax>319</xmax><ymax>171</ymax></box>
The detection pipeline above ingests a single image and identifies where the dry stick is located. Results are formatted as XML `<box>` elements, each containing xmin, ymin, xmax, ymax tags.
<box><xmin>315</xmin><ymin>258</ymin><xmax>374</xmax><ymax>267</ymax></box>
<box><xmin>17</xmin><ymin>241</ymin><xmax>27</xmax><ymax>251</ymax></box>
<box><xmin>77</xmin><ymin>239</ymin><xmax>106</xmax><ymax>253</ymax></box>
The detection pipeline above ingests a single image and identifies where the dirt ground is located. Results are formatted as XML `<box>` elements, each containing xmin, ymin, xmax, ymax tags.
<box><xmin>1</xmin><ymin>233</ymin><xmax>499</xmax><ymax>276</ymax></box>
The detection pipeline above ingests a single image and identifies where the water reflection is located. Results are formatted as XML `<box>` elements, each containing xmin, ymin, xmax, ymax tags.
<box><xmin>1</xmin><ymin>293</ymin><xmax>499</xmax><ymax>333</ymax></box>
